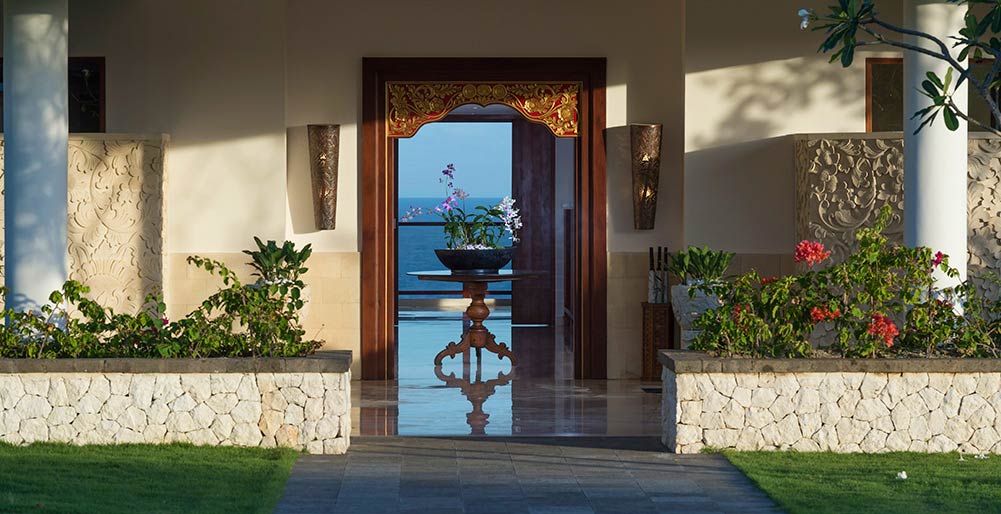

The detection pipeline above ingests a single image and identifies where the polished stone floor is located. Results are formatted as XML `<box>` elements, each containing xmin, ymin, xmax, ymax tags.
<box><xmin>351</xmin><ymin>311</ymin><xmax>661</xmax><ymax>437</ymax></box>
<box><xmin>274</xmin><ymin>311</ymin><xmax>780</xmax><ymax>513</ymax></box>
<box><xmin>273</xmin><ymin>437</ymin><xmax>783</xmax><ymax>514</ymax></box>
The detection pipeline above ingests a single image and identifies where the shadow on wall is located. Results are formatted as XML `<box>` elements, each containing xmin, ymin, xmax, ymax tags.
<box><xmin>605</xmin><ymin>126</ymin><xmax>633</xmax><ymax>238</ymax></box>
<box><xmin>684</xmin><ymin>136</ymin><xmax>797</xmax><ymax>252</ymax></box>
<box><xmin>685</xmin><ymin>0</ymin><xmax>903</xmax><ymax>74</ymax></box>
<box><xmin>4</xmin><ymin>9</ymin><xmax>69</xmax><ymax>311</ymax></box>
<box><xmin>286</xmin><ymin>126</ymin><xmax>315</xmax><ymax>235</ymax></box>
<box><xmin>688</xmin><ymin>56</ymin><xmax>866</xmax><ymax>151</ymax></box>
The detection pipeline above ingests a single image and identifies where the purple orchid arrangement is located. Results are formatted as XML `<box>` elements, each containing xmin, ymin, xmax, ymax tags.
<box><xmin>401</xmin><ymin>164</ymin><xmax>522</xmax><ymax>250</ymax></box>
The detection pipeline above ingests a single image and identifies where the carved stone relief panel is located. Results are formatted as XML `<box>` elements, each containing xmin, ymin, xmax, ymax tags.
<box><xmin>795</xmin><ymin>135</ymin><xmax>1001</xmax><ymax>298</ymax></box>
<box><xmin>0</xmin><ymin>135</ymin><xmax>167</xmax><ymax>313</ymax></box>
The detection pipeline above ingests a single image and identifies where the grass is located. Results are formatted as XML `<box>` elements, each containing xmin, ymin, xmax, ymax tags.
<box><xmin>726</xmin><ymin>451</ymin><xmax>1001</xmax><ymax>514</ymax></box>
<box><xmin>0</xmin><ymin>443</ymin><xmax>298</xmax><ymax>514</ymax></box>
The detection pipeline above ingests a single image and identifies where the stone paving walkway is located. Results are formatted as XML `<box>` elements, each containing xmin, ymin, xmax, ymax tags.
<box><xmin>274</xmin><ymin>437</ymin><xmax>783</xmax><ymax>514</ymax></box>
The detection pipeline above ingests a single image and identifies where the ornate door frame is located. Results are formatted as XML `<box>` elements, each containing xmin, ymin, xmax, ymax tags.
<box><xmin>361</xmin><ymin>57</ymin><xmax>607</xmax><ymax>380</ymax></box>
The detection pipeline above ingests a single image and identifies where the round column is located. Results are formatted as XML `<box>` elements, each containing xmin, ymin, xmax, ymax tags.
<box><xmin>3</xmin><ymin>0</ymin><xmax>69</xmax><ymax>311</ymax></box>
<box><xmin>903</xmin><ymin>0</ymin><xmax>968</xmax><ymax>287</ymax></box>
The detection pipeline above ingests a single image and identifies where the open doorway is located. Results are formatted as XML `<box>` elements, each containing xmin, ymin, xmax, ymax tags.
<box><xmin>361</xmin><ymin>58</ymin><xmax>607</xmax><ymax>382</ymax></box>
<box><xmin>394</xmin><ymin>106</ymin><xmax>577</xmax><ymax>383</ymax></box>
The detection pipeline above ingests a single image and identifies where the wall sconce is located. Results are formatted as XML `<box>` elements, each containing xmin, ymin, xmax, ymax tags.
<box><xmin>631</xmin><ymin>123</ymin><xmax>662</xmax><ymax>230</ymax></box>
<box><xmin>307</xmin><ymin>124</ymin><xmax>340</xmax><ymax>230</ymax></box>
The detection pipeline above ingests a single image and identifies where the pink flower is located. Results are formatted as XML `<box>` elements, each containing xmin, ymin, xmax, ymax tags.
<box><xmin>794</xmin><ymin>240</ymin><xmax>831</xmax><ymax>266</ymax></box>
<box><xmin>932</xmin><ymin>251</ymin><xmax>945</xmax><ymax>268</ymax></box>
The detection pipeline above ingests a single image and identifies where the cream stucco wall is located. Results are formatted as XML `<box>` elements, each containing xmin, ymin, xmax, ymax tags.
<box><xmin>684</xmin><ymin>0</ymin><xmax>902</xmax><ymax>254</ymax></box>
<box><xmin>283</xmin><ymin>0</ymin><xmax>686</xmax><ymax>379</ymax></box>
<box><xmin>67</xmin><ymin>0</ymin><xmax>288</xmax><ymax>254</ymax></box>
<box><xmin>0</xmin><ymin>0</ymin><xmax>687</xmax><ymax>379</ymax></box>
<box><xmin>283</xmin><ymin>0</ymin><xmax>685</xmax><ymax>254</ymax></box>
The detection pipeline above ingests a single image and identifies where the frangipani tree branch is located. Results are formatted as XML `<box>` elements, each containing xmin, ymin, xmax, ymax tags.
<box><xmin>801</xmin><ymin>0</ymin><xmax>1001</xmax><ymax>138</ymax></box>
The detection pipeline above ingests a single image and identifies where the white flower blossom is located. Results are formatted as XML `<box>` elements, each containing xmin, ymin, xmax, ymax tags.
<box><xmin>799</xmin><ymin>8</ymin><xmax>813</xmax><ymax>30</ymax></box>
<box><xmin>496</xmin><ymin>196</ymin><xmax>523</xmax><ymax>244</ymax></box>
<box><xmin>896</xmin><ymin>471</ymin><xmax>908</xmax><ymax>480</ymax></box>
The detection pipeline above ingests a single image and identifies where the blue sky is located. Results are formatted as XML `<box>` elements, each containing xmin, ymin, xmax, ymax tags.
<box><xmin>397</xmin><ymin>122</ymin><xmax>512</xmax><ymax>198</ymax></box>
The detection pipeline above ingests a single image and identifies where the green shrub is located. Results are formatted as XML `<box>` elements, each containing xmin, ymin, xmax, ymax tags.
<box><xmin>692</xmin><ymin>206</ymin><xmax>1001</xmax><ymax>358</ymax></box>
<box><xmin>667</xmin><ymin>246</ymin><xmax>735</xmax><ymax>285</ymax></box>
<box><xmin>0</xmin><ymin>239</ymin><xmax>322</xmax><ymax>359</ymax></box>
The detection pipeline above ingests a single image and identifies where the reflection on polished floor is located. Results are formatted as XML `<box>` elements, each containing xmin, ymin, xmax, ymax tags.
<box><xmin>352</xmin><ymin>308</ymin><xmax>661</xmax><ymax>437</ymax></box>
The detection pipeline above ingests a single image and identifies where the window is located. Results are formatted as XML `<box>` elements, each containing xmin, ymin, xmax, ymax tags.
<box><xmin>867</xmin><ymin>57</ymin><xmax>1000</xmax><ymax>132</ymax></box>
<box><xmin>0</xmin><ymin>56</ymin><xmax>105</xmax><ymax>133</ymax></box>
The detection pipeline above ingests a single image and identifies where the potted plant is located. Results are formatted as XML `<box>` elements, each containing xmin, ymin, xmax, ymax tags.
<box><xmin>666</xmin><ymin>246</ymin><xmax>734</xmax><ymax>348</ymax></box>
<box><xmin>401</xmin><ymin>164</ymin><xmax>523</xmax><ymax>274</ymax></box>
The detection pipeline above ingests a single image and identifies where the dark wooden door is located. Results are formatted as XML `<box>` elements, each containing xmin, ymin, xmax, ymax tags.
<box><xmin>511</xmin><ymin>120</ymin><xmax>556</xmax><ymax>326</ymax></box>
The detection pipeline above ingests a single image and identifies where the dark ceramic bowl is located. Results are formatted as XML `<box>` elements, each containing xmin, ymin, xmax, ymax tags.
<box><xmin>434</xmin><ymin>247</ymin><xmax>514</xmax><ymax>274</ymax></box>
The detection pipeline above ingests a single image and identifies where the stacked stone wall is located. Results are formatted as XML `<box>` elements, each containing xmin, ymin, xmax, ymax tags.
<box><xmin>0</xmin><ymin>353</ymin><xmax>351</xmax><ymax>454</ymax></box>
<box><xmin>661</xmin><ymin>351</ymin><xmax>1001</xmax><ymax>454</ymax></box>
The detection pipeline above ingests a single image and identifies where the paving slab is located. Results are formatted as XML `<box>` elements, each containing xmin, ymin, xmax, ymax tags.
<box><xmin>273</xmin><ymin>437</ymin><xmax>783</xmax><ymax>514</ymax></box>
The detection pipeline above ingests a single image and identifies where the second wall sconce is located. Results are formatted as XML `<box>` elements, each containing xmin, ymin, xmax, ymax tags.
<box><xmin>307</xmin><ymin>124</ymin><xmax>340</xmax><ymax>230</ymax></box>
<box><xmin>631</xmin><ymin>123</ymin><xmax>662</xmax><ymax>230</ymax></box>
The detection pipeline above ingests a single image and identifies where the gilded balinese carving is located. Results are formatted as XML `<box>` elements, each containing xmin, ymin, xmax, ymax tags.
<box><xmin>795</xmin><ymin>135</ymin><xmax>1001</xmax><ymax>297</ymax></box>
<box><xmin>0</xmin><ymin>135</ymin><xmax>167</xmax><ymax>313</ymax></box>
<box><xmin>387</xmin><ymin>82</ymin><xmax>580</xmax><ymax>138</ymax></box>
<box><xmin>307</xmin><ymin>125</ymin><xmax>339</xmax><ymax>230</ymax></box>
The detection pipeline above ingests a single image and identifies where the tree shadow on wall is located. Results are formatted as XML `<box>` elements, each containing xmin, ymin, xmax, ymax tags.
<box><xmin>688</xmin><ymin>56</ymin><xmax>866</xmax><ymax>151</ymax></box>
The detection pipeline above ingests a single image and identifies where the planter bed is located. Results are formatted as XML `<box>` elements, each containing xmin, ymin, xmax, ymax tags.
<box><xmin>0</xmin><ymin>351</ymin><xmax>351</xmax><ymax>454</ymax></box>
<box><xmin>660</xmin><ymin>350</ymin><xmax>1001</xmax><ymax>454</ymax></box>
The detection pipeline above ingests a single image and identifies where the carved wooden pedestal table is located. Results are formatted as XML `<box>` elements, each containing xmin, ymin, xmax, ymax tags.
<box><xmin>409</xmin><ymin>270</ymin><xmax>542</xmax><ymax>366</ymax></box>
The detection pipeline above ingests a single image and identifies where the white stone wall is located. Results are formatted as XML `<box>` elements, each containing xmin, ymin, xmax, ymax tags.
<box><xmin>0</xmin><ymin>372</ymin><xmax>350</xmax><ymax>454</ymax></box>
<box><xmin>663</xmin><ymin>368</ymin><xmax>1001</xmax><ymax>454</ymax></box>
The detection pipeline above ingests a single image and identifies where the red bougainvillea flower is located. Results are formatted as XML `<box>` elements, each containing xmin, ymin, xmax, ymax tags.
<box><xmin>867</xmin><ymin>313</ymin><xmax>899</xmax><ymax>347</ymax></box>
<box><xmin>932</xmin><ymin>251</ymin><xmax>945</xmax><ymax>268</ymax></box>
<box><xmin>809</xmin><ymin>306</ymin><xmax>841</xmax><ymax>323</ymax></box>
<box><xmin>794</xmin><ymin>240</ymin><xmax>832</xmax><ymax>266</ymax></box>
<box><xmin>935</xmin><ymin>298</ymin><xmax>954</xmax><ymax>310</ymax></box>
<box><xmin>760</xmin><ymin>276</ymin><xmax>778</xmax><ymax>285</ymax></box>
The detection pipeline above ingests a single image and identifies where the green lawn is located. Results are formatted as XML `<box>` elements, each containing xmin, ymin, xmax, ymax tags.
<box><xmin>726</xmin><ymin>451</ymin><xmax>1001</xmax><ymax>514</ymax></box>
<box><xmin>0</xmin><ymin>443</ymin><xmax>298</xmax><ymax>514</ymax></box>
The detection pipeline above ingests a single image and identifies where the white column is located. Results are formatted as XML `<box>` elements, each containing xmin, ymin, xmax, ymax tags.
<box><xmin>3</xmin><ymin>0</ymin><xmax>69</xmax><ymax>312</ymax></box>
<box><xmin>903</xmin><ymin>0</ymin><xmax>967</xmax><ymax>287</ymax></box>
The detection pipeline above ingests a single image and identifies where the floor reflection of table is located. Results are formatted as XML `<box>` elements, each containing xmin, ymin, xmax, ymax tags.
<box><xmin>408</xmin><ymin>270</ymin><xmax>542</xmax><ymax>366</ymax></box>
<box><xmin>434</xmin><ymin>365</ymin><xmax>512</xmax><ymax>435</ymax></box>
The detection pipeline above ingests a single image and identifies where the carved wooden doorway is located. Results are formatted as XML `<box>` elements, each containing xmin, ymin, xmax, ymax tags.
<box><xmin>361</xmin><ymin>58</ymin><xmax>606</xmax><ymax>380</ymax></box>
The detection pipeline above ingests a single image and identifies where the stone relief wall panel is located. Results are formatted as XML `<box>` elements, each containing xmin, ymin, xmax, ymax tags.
<box><xmin>0</xmin><ymin>136</ymin><xmax>167</xmax><ymax>313</ymax></box>
<box><xmin>796</xmin><ymin>135</ymin><xmax>1001</xmax><ymax>298</ymax></box>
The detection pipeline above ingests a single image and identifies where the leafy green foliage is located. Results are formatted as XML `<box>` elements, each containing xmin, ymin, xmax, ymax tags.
<box><xmin>243</xmin><ymin>237</ymin><xmax>312</xmax><ymax>283</ymax></box>
<box><xmin>692</xmin><ymin>206</ymin><xmax>1001</xmax><ymax>358</ymax></box>
<box><xmin>666</xmin><ymin>246</ymin><xmax>735</xmax><ymax>284</ymax></box>
<box><xmin>805</xmin><ymin>0</ymin><xmax>1001</xmax><ymax>135</ymax></box>
<box><xmin>439</xmin><ymin>203</ymin><xmax>508</xmax><ymax>249</ymax></box>
<box><xmin>0</xmin><ymin>239</ymin><xmax>321</xmax><ymax>359</ymax></box>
